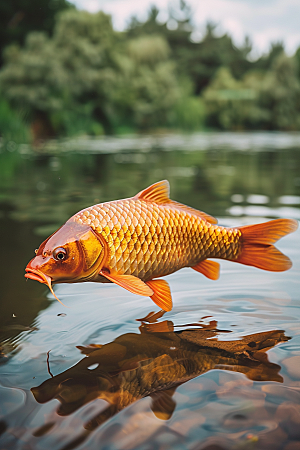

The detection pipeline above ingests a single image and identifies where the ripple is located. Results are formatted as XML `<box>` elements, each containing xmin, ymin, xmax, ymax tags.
<box><xmin>0</xmin><ymin>385</ymin><xmax>26</xmax><ymax>416</ymax></box>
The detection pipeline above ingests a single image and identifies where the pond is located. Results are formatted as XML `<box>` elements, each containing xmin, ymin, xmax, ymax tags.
<box><xmin>0</xmin><ymin>132</ymin><xmax>300</xmax><ymax>450</ymax></box>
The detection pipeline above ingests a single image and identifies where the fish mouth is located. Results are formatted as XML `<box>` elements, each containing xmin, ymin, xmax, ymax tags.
<box><xmin>25</xmin><ymin>267</ymin><xmax>50</xmax><ymax>284</ymax></box>
<box><xmin>25</xmin><ymin>268</ymin><xmax>68</xmax><ymax>307</ymax></box>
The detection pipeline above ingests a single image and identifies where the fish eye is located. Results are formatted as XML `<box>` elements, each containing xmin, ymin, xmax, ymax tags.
<box><xmin>53</xmin><ymin>247</ymin><xmax>67</xmax><ymax>261</ymax></box>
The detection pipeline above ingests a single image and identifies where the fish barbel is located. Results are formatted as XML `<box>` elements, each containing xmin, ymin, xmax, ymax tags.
<box><xmin>25</xmin><ymin>180</ymin><xmax>298</xmax><ymax>310</ymax></box>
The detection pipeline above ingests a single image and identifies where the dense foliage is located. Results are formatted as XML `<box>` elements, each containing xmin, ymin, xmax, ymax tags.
<box><xmin>0</xmin><ymin>1</ymin><xmax>300</xmax><ymax>141</ymax></box>
<box><xmin>0</xmin><ymin>0</ymin><xmax>73</xmax><ymax>67</ymax></box>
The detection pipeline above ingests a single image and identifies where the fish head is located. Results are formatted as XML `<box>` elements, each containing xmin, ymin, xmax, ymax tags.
<box><xmin>25</xmin><ymin>221</ymin><xmax>107</xmax><ymax>303</ymax></box>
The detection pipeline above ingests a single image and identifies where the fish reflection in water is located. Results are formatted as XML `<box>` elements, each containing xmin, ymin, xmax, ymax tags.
<box><xmin>31</xmin><ymin>316</ymin><xmax>289</xmax><ymax>447</ymax></box>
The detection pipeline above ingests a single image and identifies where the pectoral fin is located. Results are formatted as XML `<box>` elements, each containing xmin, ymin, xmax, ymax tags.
<box><xmin>134</xmin><ymin>180</ymin><xmax>218</xmax><ymax>224</ymax></box>
<box><xmin>192</xmin><ymin>260</ymin><xmax>220</xmax><ymax>280</ymax></box>
<box><xmin>145</xmin><ymin>279</ymin><xmax>173</xmax><ymax>311</ymax></box>
<box><xmin>99</xmin><ymin>270</ymin><xmax>153</xmax><ymax>297</ymax></box>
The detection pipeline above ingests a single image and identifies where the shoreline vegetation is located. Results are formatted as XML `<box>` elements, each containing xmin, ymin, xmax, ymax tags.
<box><xmin>1</xmin><ymin>1</ymin><xmax>300</xmax><ymax>144</ymax></box>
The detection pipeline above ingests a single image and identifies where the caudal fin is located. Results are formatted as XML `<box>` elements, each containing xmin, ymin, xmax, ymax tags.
<box><xmin>237</xmin><ymin>219</ymin><xmax>298</xmax><ymax>272</ymax></box>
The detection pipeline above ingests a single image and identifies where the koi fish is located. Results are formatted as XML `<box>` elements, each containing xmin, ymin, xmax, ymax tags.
<box><xmin>25</xmin><ymin>180</ymin><xmax>298</xmax><ymax>311</ymax></box>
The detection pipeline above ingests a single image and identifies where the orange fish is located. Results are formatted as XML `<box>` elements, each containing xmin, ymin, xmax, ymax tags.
<box><xmin>25</xmin><ymin>180</ymin><xmax>298</xmax><ymax>311</ymax></box>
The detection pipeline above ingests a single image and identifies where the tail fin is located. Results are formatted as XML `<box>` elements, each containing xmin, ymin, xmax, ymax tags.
<box><xmin>237</xmin><ymin>219</ymin><xmax>298</xmax><ymax>272</ymax></box>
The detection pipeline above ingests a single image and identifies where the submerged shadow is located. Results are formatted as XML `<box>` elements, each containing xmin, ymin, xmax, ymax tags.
<box><xmin>31</xmin><ymin>313</ymin><xmax>289</xmax><ymax>448</ymax></box>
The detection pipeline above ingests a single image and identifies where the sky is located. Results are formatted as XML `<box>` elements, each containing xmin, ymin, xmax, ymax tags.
<box><xmin>71</xmin><ymin>0</ymin><xmax>300</xmax><ymax>58</ymax></box>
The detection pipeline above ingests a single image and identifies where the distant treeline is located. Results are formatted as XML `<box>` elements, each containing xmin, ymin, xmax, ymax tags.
<box><xmin>1</xmin><ymin>0</ymin><xmax>300</xmax><ymax>142</ymax></box>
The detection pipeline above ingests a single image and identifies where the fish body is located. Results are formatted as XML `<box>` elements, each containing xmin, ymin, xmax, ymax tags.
<box><xmin>25</xmin><ymin>180</ymin><xmax>298</xmax><ymax>311</ymax></box>
<box><xmin>75</xmin><ymin>189</ymin><xmax>240</xmax><ymax>281</ymax></box>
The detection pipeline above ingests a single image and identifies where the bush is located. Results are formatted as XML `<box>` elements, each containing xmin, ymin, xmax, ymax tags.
<box><xmin>0</xmin><ymin>97</ymin><xmax>30</xmax><ymax>143</ymax></box>
<box><xmin>169</xmin><ymin>96</ymin><xmax>206</xmax><ymax>131</ymax></box>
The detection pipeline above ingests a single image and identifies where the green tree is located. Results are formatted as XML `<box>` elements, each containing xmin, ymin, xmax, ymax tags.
<box><xmin>0</xmin><ymin>9</ymin><xmax>186</xmax><ymax>136</ymax></box>
<box><xmin>203</xmin><ymin>52</ymin><xmax>300</xmax><ymax>131</ymax></box>
<box><xmin>0</xmin><ymin>97</ymin><xmax>30</xmax><ymax>143</ymax></box>
<box><xmin>111</xmin><ymin>35</ymin><xmax>182</xmax><ymax>129</ymax></box>
<box><xmin>0</xmin><ymin>0</ymin><xmax>73</xmax><ymax>66</ymax></box>
<box><xmin>127</xmin><ymin>7</ymin><xmax>252</xmax><ymax>96</ymax></box>
<box><xmin>1</xmin><ymin>2</ymin><xmax>299</xmax><ymax>136</ymax></box>
<box><xmin>295</xmin><ymin>46</ymin><xmax>300</xmax><ymax>79</ymax></box>
<box><xmin>0</xmin><ymin>10</ymin><xmax>119</xmax><ymax>137</ymax></box>
<box><xmin>0</xmin><ymin>32</ymin><xmax>65</xmax><ymax>138</ymax></box>
<box><xmin>253</xmin><ymin>41</ymin><xmax>285</xmax><ymax>71</ymax></box>
<box><xmin>203</xmin><ymin>66</ymin><xmax>259</xmax><ymax>130</ymax></box>
<box><xmin>258</xmin><ymin>52</ymin><xmax>300</xmax><ymax>130</ymax></box>
<box><xmin>52</xmin><ymin>9</ymin><xmax>119</xmax><ymax>134</ymax></box>
<box><xmin>188</xmin><ymin>25</ymin><xmax>252</xmax><ymax>94</ymax></box>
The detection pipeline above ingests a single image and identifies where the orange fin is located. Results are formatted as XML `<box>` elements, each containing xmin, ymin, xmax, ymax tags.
<box><xmin>146</xmin><ymin>279</ymin><xmax>173</xmax><ymax>312</ymax></box>
<box><xmin>240</xmin><ymin>219</ymin><xmax>298</xmax><ymax>245</ymax></box>
<box><xmin>135</xmin><ymin>180</ymin><xmax>170</xmax><ymax>204</ymax></box>
<box><xmin>99</xmin><ymin>270</ymin><xmax>153</xmax><ymax>296</ymax></box>
<box><xmin>237</xmin><ymin>219</ymin><xmax>298</xmax><ymax>272</ymax></box>
<box><xmin>192</xmin><ymin>260</ymin><xmax>220</xmax><ymax>280</ymax></box>
<box><xmin>170</xmin><ymin>201</ymin><xmax>218</xmax><ymax>224</ymax></box>
<box><xmin>135</xmin><ymin>180</ymin><xmax>217</xmax><ymax>223</ymax></box>
<box><xmin>237</xmin><ymin>244</ymin><xmax>293</xmax><ymax>272</ymax></box>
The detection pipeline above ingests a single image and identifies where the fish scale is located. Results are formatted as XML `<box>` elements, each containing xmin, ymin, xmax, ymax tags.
<box><xmin>74</xmin><ymin>198</ymin><xmax>241</xmax><ymax>281</ymax></box>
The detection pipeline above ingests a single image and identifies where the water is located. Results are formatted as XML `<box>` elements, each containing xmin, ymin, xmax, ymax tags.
<box><xmin>0</xmin><ymin>132</ymin><xmax>300</xmax><ymax>450</ymax></box>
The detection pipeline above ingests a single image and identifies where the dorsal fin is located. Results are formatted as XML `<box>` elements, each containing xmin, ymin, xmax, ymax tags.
<box><xmin>135</xmin><ymin>180</ymin><xmax>217</xmax><ymax>224</ymax></box>
<box><xmin>135</xmin><ymin>180</ymin><xmax>170</xmax><ymax>204</ymax></box>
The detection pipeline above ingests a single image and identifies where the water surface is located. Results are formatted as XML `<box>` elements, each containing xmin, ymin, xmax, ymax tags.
<box><xmin>0</xmin><ymin>132</ymin><xmax>300</xmax><ymax>450</ymax></box>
